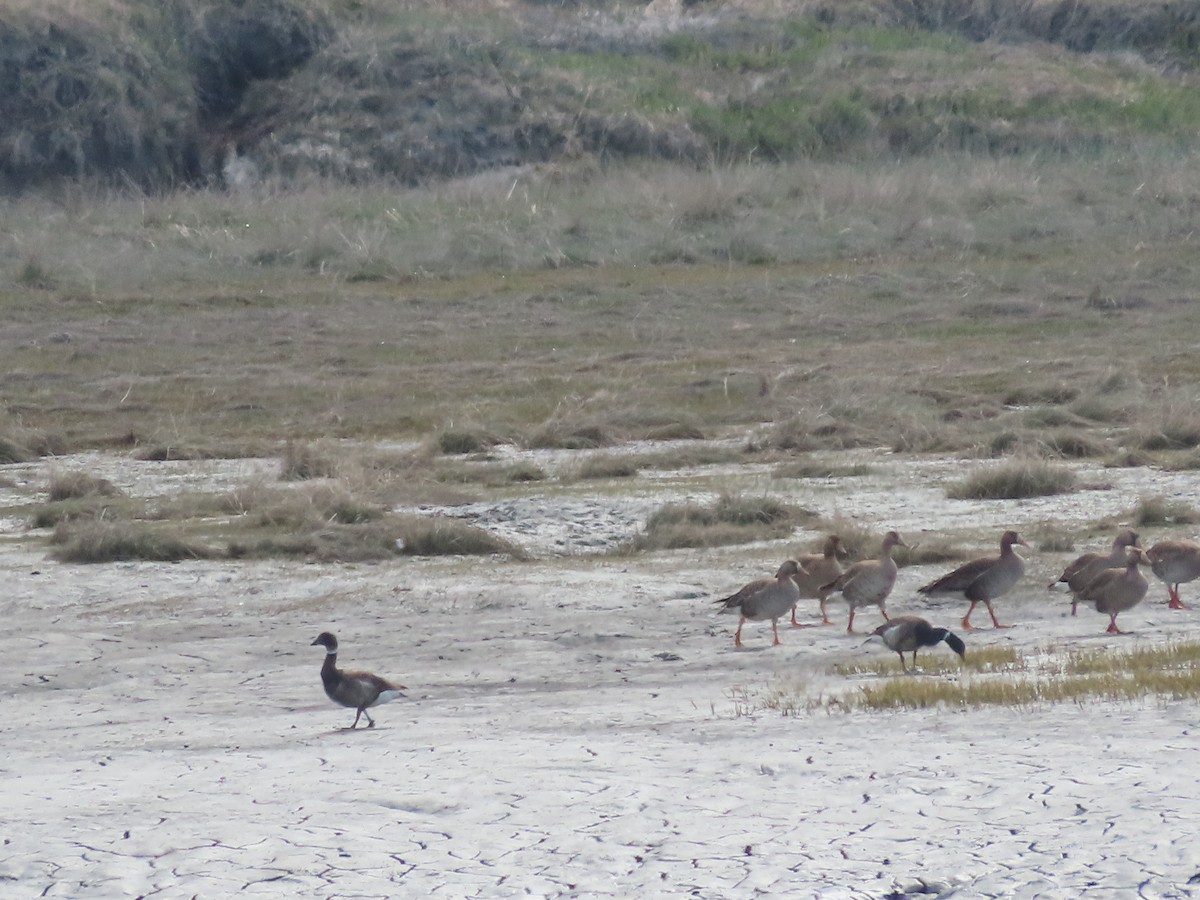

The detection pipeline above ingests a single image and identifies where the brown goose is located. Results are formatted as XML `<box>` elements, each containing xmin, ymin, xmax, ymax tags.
<box><xmin>820</xmin><ymin>530</ymin><xmax>907</xmax><ymax>634</ymax></box>
<box><xmin>1078</xmin><ymin>547</ymin><xmax>1151</xmax><ymax>634</ymax></box>
<box><xmin>1048</xmin><ymin>528</ymin><xmax>1140</xmax><ymax>616</ymax></box>
<box><xmin>790</xmin><ymin>534</ymin><xmax>845</xmax><ymax>627</ymax></box>
<box><xmin>716</xmin><ymin>559</ymin><xmax>805</xmax><ymax>648</ymax></box>
<box><xmin>311</xmin><ymin>632</ymin><xmax>406</xmax><ymax>728</ymax></box>
<box><xmin>1146</xmin><ymin>539</ymin><xmax>1200</xmax><ymax>609</ymax></box>
<box><xmin>918</xmin><ymin>530</ymin><xmax>1028</xmax><ymax>630</ymax></box>
<box><xmin>868</xmin><ymin>615</ymin><xmax>967</xmax><ymax>671</ymax></box>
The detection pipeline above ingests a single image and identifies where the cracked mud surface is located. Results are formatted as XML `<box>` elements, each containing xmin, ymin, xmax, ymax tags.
<box><xmin>3</xmin><ymin>449</ymin><xmax>1200</xmax><ymax>897</ymax></box>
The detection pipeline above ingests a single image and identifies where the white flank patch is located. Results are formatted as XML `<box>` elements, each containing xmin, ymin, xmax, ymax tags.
<box><xmin>373</xmin><ymin>689</ymin><xmax>403</xmax><ymax>706</ymax></box>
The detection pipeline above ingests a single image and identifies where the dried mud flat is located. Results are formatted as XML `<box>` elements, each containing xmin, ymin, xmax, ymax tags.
<box><xmin>3</xmin><ymin>448</ymin><xmax>1200</xmax><ymax>898</ymax></box>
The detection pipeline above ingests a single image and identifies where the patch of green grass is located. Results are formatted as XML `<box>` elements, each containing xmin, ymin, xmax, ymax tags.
<box><xmin>947</xmin><ymin>460</ymin><xmax>1077</xmax><ymax>500</ymax></box>
<box><xmin>1063</xmin><ymin>641</ymin><xmax>1200</xmax><ymax>676</ymax></box>
<box><xmin>748</xmin><ymin>640</ymin><xmax>1200</xmax><ymax>714</ymax></box>
<box><xmin>833</xmin><ymin>644</ymin><xmax>1022</xmax><ymax>678</ymax></box>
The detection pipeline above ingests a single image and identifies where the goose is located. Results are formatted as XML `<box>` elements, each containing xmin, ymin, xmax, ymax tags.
<box><xmin>919</xmin><ymin>530</ymin><xmax>1027</xmax><ymax>630</ymax></box>
<box><xmin>311</xmin><ymin>632</ymin><xmax>406</xmax><ymax>728</ymax></box>
<box><xmin>868</xmin><ymin>615</ymin><xmax>966</xmax><ymax>671</ymax></box>
<box><xmin>716</xmin><ymin>559</ymin><xmax>806</xmax><ymax>648</ymax></box>
<box><xmin>820</xmin><ymin>531</ymin><xmax>907</xmax><ymax>634</ymax></box>
<box><xmin>790</xmin><ymin>534</ymin><xmax>846</xmax><ymax>627</ymax></box>
<box><xmin>1145</xmin><ymin>539</ymin><xmax>1200</xmax><ymax>610</ymax></box>
<box><xmin>1078</xmin><ymin>547</ymin><xmax>1151</xmax><ymax>634</ymax></box>
<box><xmin>1048</xmin><ymin>528</ymin><xmax>1140</xmax><ymax>616</ymax></box>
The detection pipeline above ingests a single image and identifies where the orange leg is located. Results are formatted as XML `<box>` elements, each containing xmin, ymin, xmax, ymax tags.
<box><xmin>735</xmin><ymin>617</ymin><xmax>745</xmax><ymax>648</ymax></box>
<box><xmin>880</xmin><ymin>605</ymin><xmax>890</xmax><ymax>622</ymax></box>
<box><xmin>771</xmin><ymin>618</ymin><xmax>782</xmax><ymax>646</ymax></box>
<box><xmin>820</xmin><ymin>598</ymin><xmax>832</xmax><ymax>626</ymax></box>
<box><xmin>790</xmin><ymin>604</ymin><xmax>816</xmax><ymax>629</ymax></box>
<box><xmin>846</xmin><ymin>606</ymin><xmax>857</xmax><ymax>634</ymax></box>
<box><xmin>961</xmin><ymin>600</ymin><xmax>978</xmax><ymax>630</ymax></box>
<box><xmin>1168</xmin><ymin>585</ymin><xmax>1188</xmax><ymax>610</ymax></box>
<box><xmin>1070</xmin><ymin>596</ymin><xmax>1079</xmax><ymax>617</ymax></box>
<box><xmin>1106</xmin><ymin>613</ymin><xmax>1127</xmax><ymax>634</ymax></box>
<box><xmin>986</xmin><ymin>601</ymin><xmax>1013</xmax><ymax>629</ymax></box>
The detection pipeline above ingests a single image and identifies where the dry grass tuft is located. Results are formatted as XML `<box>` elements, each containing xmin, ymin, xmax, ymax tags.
<box><xmin>47</xmin><ymin>471</ymin><xmax>123</xmax><ymax>502</ymax></box>
<box><xmin>1129</xmin><ymin>495</ymin><xmax>1200</xmax><ymax>527</ymax></box>
<box><xmin>51</xmin><ymin>521</ymin><xmax>216</xmax><ymax>563</ymax></box>
<box><xmin>947</xmin><ymin>460</ymin><xmax>1077</xmax><ymax>500</ymax></box>
<box><xmin>437</xmin><ymin>428</ymin><xmax>502</xmax><ymax>455</ymax></box>
<box><xmin>624</xmin><ymin>494</ymin><xmax>813</xmax><ymax>552</ymax></box>
<box><xmin>280</xmin><ymin>441</ymin><xmax>338</xmax><ymax>481</ymax></box>
<box><xmin>575</xmin><ymin>456</ymin><xmax>640</xmax><ymax>480</ymax></box>
<box><xmin>395</xmin><ymin>516</ymin><xmax>526</xmax><ymax>559</ymax></box>
<box><xmin>434</xmin><ymin>460</ymin><xmax>547</xmax><ymax>486</ymax></box>
<box><xmin>773</xmin><ymin>460</ymin><xmax>875</xmax><ymax>479</ymax></box>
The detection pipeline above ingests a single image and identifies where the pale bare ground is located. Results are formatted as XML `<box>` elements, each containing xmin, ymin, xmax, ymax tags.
<box><xmin>3</xmin><ymin>448</ymin><xmax>1200</xmax><ymax>898</ymax></box>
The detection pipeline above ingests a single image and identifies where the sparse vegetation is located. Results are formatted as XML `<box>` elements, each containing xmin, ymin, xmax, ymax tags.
<box><xmin>737</xmin><ymin>640</ymin><xmax>1200</xmax><ymax>715</ymax></box>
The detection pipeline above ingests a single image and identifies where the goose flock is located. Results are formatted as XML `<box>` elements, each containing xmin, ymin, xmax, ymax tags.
<box><xmin>713</xmin><ymin>529</ymin><xmax>1200</xmax><ymax>661</ymax></box>
<box><xmin>309</xmin><ymin>530</ymin><xmax>1200</xmax><ymax>726</ymax></box>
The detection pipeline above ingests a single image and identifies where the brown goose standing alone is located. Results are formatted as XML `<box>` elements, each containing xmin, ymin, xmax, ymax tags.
<box><xmin>820</xmin><ymin>531</ymin><xmax>907</xmax><ymax>634</ymax></box>
<box><xmin>1078</xmin><ymin>547</ymin><xmax>1151</xmax><ymax>634</ymax></box>
<box><xmin>1145</xmin><ymin>539</ymin><xmax>1200</xmax><ymax>609</ymax></box>
<box><xmin>311</xmin><ymin>632</ymin><xmax>406</xmax><ymax>728</ymax></box>
<box><xmin>790</xmin><ymin>534</ymin><xmax>845</xmax><ymax>627</ymax></box>
<box><xmin>716</xmin><ymin>559</ymin><xmax>806</xmax><ymax>648</ymax></box>
<box><xmin>869</xmin><ymin>615</ymin><xmax>967</xmax><ymax>671</ymax></box>
<box><xmin>919</xmin><ymin>530</ymin><xmax>1028</xmax><ymax>630</ymax></box>
<box><xmin>1049</xmin><ymin>528</ymin><xmax>1140</xmax><ymax>616</ymax></box>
